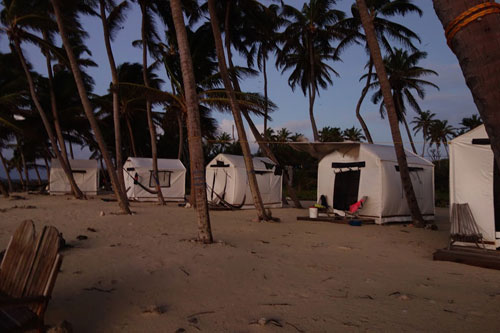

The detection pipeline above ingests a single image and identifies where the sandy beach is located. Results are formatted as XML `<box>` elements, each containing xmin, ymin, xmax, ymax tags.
<box><xmin>1</xmin><ymin>194</ymin><xmax>500</xmax><ymax>332</ymax></box>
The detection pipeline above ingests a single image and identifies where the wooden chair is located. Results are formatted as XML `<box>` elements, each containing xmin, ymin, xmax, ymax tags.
<box><xmin>0</xmin><ymin>220</ymin><xmax>62</xmax><ymax>332</ymax></box>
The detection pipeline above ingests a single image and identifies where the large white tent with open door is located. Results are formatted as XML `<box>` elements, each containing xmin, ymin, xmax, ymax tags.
<box><xmin>317</xmin><ymin>143</ymin><xmax>434</xmax><ymax>224</ymax></box>
<box><xmin>49</xmin><ymin>159</ymin><xmax>99</xmax><ymax>195</ymax></box>
<box><xmin>206</xmin><ymin>153</ymin><xmax>283</xmax><ymax>209</ymax></box>
<box><xmin>123</xmin><ymin>157</ymin><xmax>186</xmax><ymax>202</ymax></box>
<box><xmin>450</xmin><ymin>125</ymin><xmax>499</xmax><ymax>249</ymax></box>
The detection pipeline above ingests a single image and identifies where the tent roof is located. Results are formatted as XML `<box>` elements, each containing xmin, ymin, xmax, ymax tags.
<box><xmin>125</xmin><ymin>157</ymin><xmax>186</xmax><ymax>170</ymax></box>
<box><xmin>290</xmin><ymin>142</ymin><xmax>432</xmax><ymax>166</ymax></box>
<box><xmin>51</xmin><ymin>159</ymin><xmax>98</xmax><ymax>169</ymax></box>
<box><xmin>210</xmin><ymin>154</ymin><xmax>276</xmax><ymax>171</ymax></box>
<box><xmin>451</xmin><ymin>124</ymin><xmax>487</xmax><ymax>144</ymax></box>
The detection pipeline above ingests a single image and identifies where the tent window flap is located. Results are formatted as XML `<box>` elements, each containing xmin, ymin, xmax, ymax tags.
<box><xmin>71</xmin><ymin>170</ymin><xmax>86</xmax><ymax>174</ymax></box>
<box><xmin>395</xmin><ymin>166</ymin><xmax>424</xmax><ymax>172</ymax></box>
<box><xmin>210</xmin><ymin>160</ymin><xmax>230</xmax><ymax>168</ymax></box>
<box><xmin>331</xmin><ymin>162</ymin><xmax>366</xmax><ymax>169</ymax></box>
<box><xmin>149</xmin><ymin>170</ymin><xmax>171</xmax><ymax>188</ymax></box>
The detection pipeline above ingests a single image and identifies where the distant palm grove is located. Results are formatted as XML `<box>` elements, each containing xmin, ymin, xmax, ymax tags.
<box><xmin>0</xmin><ymin>1</ymin><xmax>487</xmax><ymax>240</ymax></box>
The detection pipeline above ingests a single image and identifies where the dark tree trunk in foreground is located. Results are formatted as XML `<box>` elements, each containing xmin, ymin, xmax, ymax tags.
<box><xmin>140</xmin><ymin>1</ymin><xmax>165</xmax><ymax>205</ymax></box>
<box><xmin>0</xmin><ymin>151</ymin><xmax>13</xmax><ymax>192</ymax></box>
<box><xmin>99</xmin><ymin>0</ymin><xmax>126</xmax><ymax>196</ymax></box>
<box><xmin>170</xmin><ymin>0</ymin><xmax>213</xmax><ymax>243</ymax></box>
<box><xmin>208</xmin><ymin>0</ymin><xmax>270</xmax><ymax>221</ymax></box>
<box><xmin>355</xmin><ymin>59</ymin><xmax>374</xmax><ymax>143</ymax></box>
<box><xmin>0</xmin><ymin>180</ymin><xmax>8</xmax><ymax>198</ymax></box>
<box><xmin>433</xmin><ymin>0</ymin><xmax>500</xmax><ymax>170</ymax></box>
<box><xmin>13</xmin><ymin>38</ymin><xmax>85</xmax><ymax>199</ymax></box>
<box><xmin>356</xmin><ymin>0</ymin><xmax>425</xmax><ymax>227</ymax></box>
<box><xmin>34</xmin><ymin>164</ymin><xmax>42</xmax><ymax>186</ymax></box>
<box><xmin>51</xmin><ymin>0</ymin><xmax>131</xmax><ymax>213</ymax></box>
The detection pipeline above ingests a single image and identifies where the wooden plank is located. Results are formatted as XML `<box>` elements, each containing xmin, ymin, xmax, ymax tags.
<box><xmin>433</xmin><ymin>248</ymin><xmax>500</xmax><ymax>270</ymax></box>
<box><xmin>0</xmin><ymin>220</ymin><xmax>36</xmax><ymax>298</ymax></box>
<box><xmin>297</xmin><ymin>216</ymin><xmax>376</xmax><ymax>225</ymax></box>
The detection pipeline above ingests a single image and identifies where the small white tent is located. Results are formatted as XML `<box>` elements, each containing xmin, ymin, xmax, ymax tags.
<box><xmin>49</xmin><ymin>159</ymin><xmax>99</xmax><ymax>195</ymax></box>
<box><xmin>123</xmin><ymin>157</ymin><xmax>186</xmax><ymax>202</ymax></box>
<box><xmin>450</xmin><ymin>125</ymin><xmax>499</xmax><ymax>249</ymax></box>
<box><xmin>206</xmin><ymin>154</ymin><xmax>282</xmax><ymax>209</ymax></box>
<box><xmin>317</xmin><ymin>143</ymin><xmax>434</xmax><ymax>224</ymax></box>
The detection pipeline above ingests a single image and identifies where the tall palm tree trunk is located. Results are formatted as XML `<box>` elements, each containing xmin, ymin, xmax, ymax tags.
<box><xmin>140</xmin><ymin>2</ymin><xmax>165</xmax><ymax>205</ymax></box>
<box><xmin>262</xmin><ymin>57</ymin><xmax>269</xmax><ymax>135</ymax></box>
<box><xmin>208</xmin><ymin>0</ymin><xmax>270</xmax><ymax>221</ymax></box>
<box><xmin>51</xmin><ymin>0</ymin><xmax>130</xmax><ymax>213</ymax></box>
<box><xmin>125</xmin><ymin>116</ymin><xmax>138</xmax><ymax>157</ymax></box>
<box><xmin>177</xmin><ymin>110</ymin><xmax>184</xmax><ymax>160</ymax></box>
<box><xmin>356</xmin><ymin>0</ymin><xmax>425</xmax><ymax>227</ymax></box>
<box><xmin>99</xmin><ymin>0</ymin><xmax>126</xmax><ymax>196</ymax></box>
<box><xmin>43</xmin><ymin>30</ymin><xmax>70</xmax><ymax>166</ymax></box>
<box><xmin>12</xmin><ymin>38</ymin><xmax>85</xmax><ymax>200</ymax></box>
<box><xmin>68</xmin><ymin>135</ymin><xmax>75</xmax><ymax>159</ymax></box>
<box><xmin>0</xmin><ymin>151</ymin><xmax>13</xmax><ymax>192</ymax></box>
<box><xmin>433</xmin><ymin>0</ymin><xmax>500</xmax><ymax>170</ymax></box>
<box><xmin>34</xmin><ymin>163</ymin><xmax>42</xmax><ymax>186</ymax></box>
<box><xmin>43</xmin><ymin>154</ymin><xmax>50</xmax><ymax>184</ymax></box>
<box><xmin>170</xmin><ymin>0</ymin><xmax>213</xmax><ymax>243</ymax></box>
<box><xmin>308</xmin><ymin>38</ymin><xmax>320</xmax><ymax>142</ymax></box>
<box><xmin>402</xmin><ymin>116</ymin><xmax>417</xmax><ymax>154</ymax></box>
<box><xmin>355</xmin><ymin>59</ymin><xmax>374</xmax><ymax>143</ymax></box>
<box><xmin>15</xmin><ymin>164</ymin><xmax>25</xmax><ymax>190</ymax></box>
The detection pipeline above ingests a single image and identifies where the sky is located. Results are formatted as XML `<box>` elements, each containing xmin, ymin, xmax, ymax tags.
<box><xmin>0</xmin><ymin>0</ymin><xmax>480</xmax><ymax>179</ymax></box>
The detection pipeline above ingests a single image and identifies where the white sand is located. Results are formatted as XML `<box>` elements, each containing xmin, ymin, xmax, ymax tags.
<box><xmin>1</xmin><ymin>194</ymin><xmax>500</xmax><ymax>332</ymax></box>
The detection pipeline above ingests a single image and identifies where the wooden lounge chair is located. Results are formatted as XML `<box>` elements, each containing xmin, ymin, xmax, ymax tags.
<box><xmin>0</xmin><ymin>220</ymin><xmax>62</xmax><ymax>332</ymax></box>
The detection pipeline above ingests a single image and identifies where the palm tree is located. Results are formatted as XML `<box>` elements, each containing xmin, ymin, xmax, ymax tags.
<box><xmin>433</xmin><ymin>0</ymin><xmax>500</xmax><ymax>173</ymax></box>
<box><xmin>342</xmin><ymin>0</ymin><xmax>423</xmax><ymax>143</ymax></box>
<box><xmin>97</xmin><ymin>0</ymin><xmax>130</xmax><ymax>196</ymax></box>
<box><xmin>343</xmin><ymin>126</ymin><xmax>366</xmax><ymax>141</ymax></box>
<box><xmin>1</xmin><ymin>0</ymin><xmax>86</xmax><ymax>199</ymax></box>
<box><xmin>319</xmin><ymin>126</ymin><xmax>344</xmax><ymax>142</ymax></box>
<box><xmin>136</xmin><ymin>0</ymin><xmax>166</xmax><ymax>205</ymax></box>
<box><xmin>277</xmin><ymin>0</ymin><xmax>344</xmax><ymax>142</ymax></box>
<box><xmin>428</xmin><ymin>119</ymin><xmax>455</xmax><ymax>158</ymax></box>
<box><xmin>459</xmin><ymin>114</ymin><xmax>482</xmax><ymax>134</ymax></box>
<box><xmin>207</xmin><ymin>0</ymin><xmax>270</xmax><ymax>221</ymax></box>
<box><xmin>366</xmin><ymin>48</ymin><xmax>439</xmax><ymax>154</ymax></box>
<box><xmin>412</xmin><ymin>110</ymin><xmax>436</xmax><ymax>156</ymax></box>
<box><xmin>355</xmin><ymin>0</ymin><xmax>425</xmax><ymax>227</ymax></box>
<box><xmin>51</xmin><ymin>0</ymin><xmax>131</xmax><ymax>213</ymax></box>
<box><xmin>170</xmin><ymin>0</ymin><xmax>213</xmax><ymax>243</ymax></box>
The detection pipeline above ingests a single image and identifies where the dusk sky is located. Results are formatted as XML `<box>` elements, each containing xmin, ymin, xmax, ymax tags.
<box><xmin>0</xmin><ymin>0</ymin><xmax>481</xmax><ymax>172</ymax></box>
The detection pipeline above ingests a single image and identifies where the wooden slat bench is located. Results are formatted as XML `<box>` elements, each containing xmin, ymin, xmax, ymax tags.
<box><xmin>0</xmin><ymin>220</ymin><xmax>62</xmax><ymax>332</ymax></box>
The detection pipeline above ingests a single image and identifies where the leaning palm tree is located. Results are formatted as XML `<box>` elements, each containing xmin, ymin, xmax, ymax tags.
<box><xmin>0</xmin><ymin>0</ymin><xmax>85</xmax><ymax>199</ymax></box>
<box><xmin>170</xmin><ymin>0</ymin><xmax>213</xmax><ymax>243</ymax></box>
<box><xmin>433</xmin><ymin>0</ymin><xmax>500</xmax><ymax>175</ymax></box>
<box><xmin>207</xmin><ymin>0</ymin><xmax>270</xmax><ymax>221</ymax></box>
<box><xmin>277</xmin><ymin>0</ymin><xmax>344</xmax><ymax>142</ymax></box>
<box><xmin>355</xmin><ymin>0</ymin><xmax>425</xmax><ymax>227</ymax></box>
<box><xmin>412</xmin><ymin>110</ymin><xmax>436</xmax><ymax>156</ymax></box>
<box><xmin>50</xmin><ymin>0</ymin><xmax>131</xmax><ymax>213</ymax></box>
<box><xmin>341</xmin><ymin>0</ymin><xmax>423</xmax><ymax>143</ymax></box>
<box><xmin>366</xmin><ymin>48</ymin><xmax>439</xmax><ymax>154</ymax></box>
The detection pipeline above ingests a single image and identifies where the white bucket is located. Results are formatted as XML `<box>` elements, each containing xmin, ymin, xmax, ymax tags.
<box><xmin>309</xmin><ymin>207</ymin><xmax>318</xmax><ymax>218</ymax></box>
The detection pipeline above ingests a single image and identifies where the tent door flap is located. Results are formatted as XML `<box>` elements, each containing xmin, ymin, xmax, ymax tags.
<box><xmin>333</xmin><ymin>170</ymin><xmax>361</xmax><ymax>211</ymax></box>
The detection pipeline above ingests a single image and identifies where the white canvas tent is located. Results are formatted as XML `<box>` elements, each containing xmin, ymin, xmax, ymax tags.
<box><xmin>123</xmin><ymin>157</ymin><xmax>186</xmax><ymax>202</ymax></box>
<box><xmin>206</xmin><ymin>154</ymin><xmax>283</xmax><ymax>209</ymax></box>
<box><xmin>450</xmin><ymin>125</ymin><xmax>499</xmax><ymax>249</ymax></box>
<box><xmin>317</xmin><ymin>143</ymin><xmax>434</xmax><ymax>224</ymax></box>
<box><xmin>49</xmin><ymin>159</ymin><xmax>99</xmax><ymax>195</ymax></box>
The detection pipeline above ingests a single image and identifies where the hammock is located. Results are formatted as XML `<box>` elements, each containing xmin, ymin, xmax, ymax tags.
<box><xmin>449</xmin><ymin>203</ymin><xmax>485</xmax><ymax>249</ymax></box>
